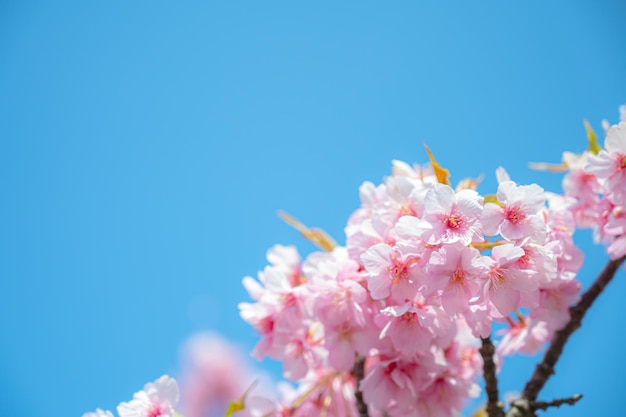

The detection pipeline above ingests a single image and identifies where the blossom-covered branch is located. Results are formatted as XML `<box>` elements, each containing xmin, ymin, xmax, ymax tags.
<box><xmin>231</xmin><ymin>121</ymin><xmax>626</xmax><ymax>417</ymax></box>
<box><xmin>83</xmin><ymin>113</ymin><xmax>626</xmax><ymax>417</ymax></box>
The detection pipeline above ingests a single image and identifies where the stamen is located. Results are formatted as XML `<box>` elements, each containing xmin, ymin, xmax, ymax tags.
<box><xmin>452</xmin><ymin>269</ymin><xmax>466</xmax><ymax>285</ymax></box>
<box><xmin>505</xmin><ymin>205</ymin><xmax>526</xmax><ymax>224</ymax></box>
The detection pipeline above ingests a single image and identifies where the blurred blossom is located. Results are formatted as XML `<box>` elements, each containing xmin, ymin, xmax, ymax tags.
<box><xmin>178</xmin><ymin>332</ymin><xmax>275</xmax><ymax>417</ymax></box>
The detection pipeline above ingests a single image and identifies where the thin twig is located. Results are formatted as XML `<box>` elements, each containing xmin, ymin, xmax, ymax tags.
<box><xmin>521</xmin><ymin>255</ymin><xmax>626</xmax><ymax>401</ymax></box>
<box><xmin>530</xmin><ymin>394</ymin><xmax>583</xmax><ymax>411</ymax></box>
<box><xmin>353</xmin><ymin>356</ymin><xmax>370</xmax><ymax>417</ymax></box>
<box><xmin>480</xmin><ymin>337</ymin><xmax>504</xmax><ymax>417</ymax></box>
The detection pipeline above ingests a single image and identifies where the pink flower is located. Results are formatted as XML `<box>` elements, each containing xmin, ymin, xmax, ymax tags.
<box><xmin>266</xmin><ymin>244</ymin><xmax>302</xmax><ymax>286</ymax></box>
<box><xmin>378</xmin><ymin>303</ymin><xmax>436</xmax><ymax>357</ymax></box>
<box><xmin>514</xmin><ymin>243</ymin><xmax>558</xmax><ymax>287</ymax></box>
<box><xmin>607</xmin><ymin>234</ymin><xmax>626</xmax><ymax>259</ymax></box>
<box><xmin>239</xmin><ymin>256</ymin><xmax>311</xmax><ymax>361</ymax></box>
<box><xmin>360</xmin><ymin>242</ymin><xmax>423</xmax><ymax>304</ymax></box>
<box><xmin>312</xmin><ymin>277</ymin><xmax>381</xmax><ymax>370</ymax></box>
<box><xmin>463</xmin><ymin>302</ymin><xmax>494</xmax><ymax>338</ymax></box>
<box><xmin>603</xmin><ymin>206</ymin><xmax>626</xmax><ymax>259</ymax></box>
<box><xmin>420</xmin><ymin>184</ymin><xmax>484</xmax><ymax>245</ymax></box>
<box><xmin>117</xmin><ymin>375</ymin><xmax>179</xmax><ymax>417</ymax></box>
<box><xmin>417</xmin><ymin>372</ymin><xmax>479</xmax><ymax>417</ymax></box>
<box><xmin>586</xmin><ymin>122</ymin><xmax>626</xmax><ymax>200</ymax></box>
<box><xmin>426</xmin><ymin>244</ymin><xmax>483</xmax><ymax>315</ymax></box>
<box><xmin>483</xmin><ymin>181</ymin><xmax>547</xmax><ymax>242</ymax></box>
<box><xmin>532</xmin><ymin>276</ymin><xmax>580</xmax><ymax>331</ymax></box>
<box><xmin>562</xmin><ymin>151</ymin><xmax>601</xmax><ymax>202</ymax></box>
<box><xmin>497</xmin><ymin>316</ymin><xmax>550</xmax><ymax>357</ymax></box>
<box><xmin>361</xmin><ymin>355</ymin><xmax>433</xmax><ymax>415</ymax></box>
<box><xmin>478</xmin><ymin>244</ymin><xmax>539</xmax><ymax>317</ymax></box>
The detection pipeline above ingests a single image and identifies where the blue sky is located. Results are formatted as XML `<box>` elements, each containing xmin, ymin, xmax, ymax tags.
<box><xmin>1</xmin><ymin>1</ymin><xmax>625</xmax><ymax>416</ymax></box>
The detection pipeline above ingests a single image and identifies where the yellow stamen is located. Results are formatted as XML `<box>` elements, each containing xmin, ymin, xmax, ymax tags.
<box><xmin>452</xmin><ymin>269</ymin><xmax>465</xmax><ymax>285</ymax></box>
<box><xmin>491</xmin><ymin>268</ymin><xmax>506</xmax><ymax>284</ymax></box>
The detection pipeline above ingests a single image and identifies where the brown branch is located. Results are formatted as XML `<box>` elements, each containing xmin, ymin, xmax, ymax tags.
<box><xmin>353</xmin><ymin>356</ymin><xmax>370</xmax><ymax>417</ymax></box>
<box><xmin>480</xmin><ymin>336</ymin><xmax>504</xmax><ymax>417</ymax></box>
<box><xmin>521</xmin><ymin>255</ymin><xmax>626</xmax><ymax>402</ymax></box>
<box><xmin>530</xmin><ymin>394</ymin><xmax>583</xmax><ymax>411</ymax></box>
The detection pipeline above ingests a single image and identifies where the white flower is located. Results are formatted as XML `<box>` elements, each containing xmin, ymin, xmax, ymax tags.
<box><xmin>117</xmin><ymin>375</ymin><xmax>179</xmax><ymax>417</ymax></box>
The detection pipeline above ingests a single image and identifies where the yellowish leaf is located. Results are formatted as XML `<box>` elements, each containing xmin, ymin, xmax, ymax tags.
<box><xmin>584</xmin><ymin>119</ymin><xmax>602</xmax><ymax>155</ymax></box>
<box><xmin>424</xmin><ymin>144</ymin><xmax>450</xmax><ymax>185</ymax></box>
<box><xmin>278</xmin><ymin>211</ymin><xmax>337</xmax><ymax>252</ymax></box>
<box><xmin>528</xmin><ymin>161</ymin><xmax>569</xmax><ymax>172</ymax></box>
<box><xmin>456</xmin><ymin>175</ymin><xmax>483</xmax><ymax>191</ymax></box>
<box><xmin>223</xmin><ymin>381</ymin><xmax>258</xmax><ymax>417</ymax></box>
<box><xmin>483</xmin><ymin>194</ymin><xmax>502</xmax><ymax>206</ymax></box>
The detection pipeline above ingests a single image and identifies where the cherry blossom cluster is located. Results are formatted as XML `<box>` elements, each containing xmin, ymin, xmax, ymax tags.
<box><xmin>238</xmin><ymin>110</ymin><xmax>626</xmax><ymax>416</ymax></box>
<box><xmin>557</xmin><ymin>121</ymin><xmax>626</xmax><ymax>259</ymax></box>
<box><xmin>82</xmin><ymin>109</ymin><xmax>626</xmax><ymax>417</ymax></box>
<box><xmin>238</xmin><ymin>141</ymin><xmax>596</xmax><ymax>416</ymax></box>
<box><xmin>84</xmin><ymin>375</ymin><xmax>180</xmax><ymax>417</ymax></box>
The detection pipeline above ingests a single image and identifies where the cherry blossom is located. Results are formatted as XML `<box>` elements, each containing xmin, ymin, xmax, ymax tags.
<box><xmin>482</xmin><ymin>181</ymin><xmax>547</xmax><ymax>242</ymax></box>
<box><xmin>116</xmin><ymin>375</ymin><xmax>179</xmax><ymax>417</ymax></box>
<box><xmin>360</xmin><ymin>242</ymin><xmax>423</xmax><ymax>304</ymax></box>
<box><xmin>419</xmin><ymin>183</ymin><xmax>484</xmax><ymax>245</ymax></box>
<box><xmin>426</xmin><ymin>243</ymin><xmax>483</xmax><ymax>314</ymax></box>
<box><xmin>587</xmin><ymin>122</ymin><xmax>626</xmax><ymax>198</ymax></box>
<box><xmin>496</xmin><ymin>316</ymin><xmax>550</xmax><ymax>357</ymax></box>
